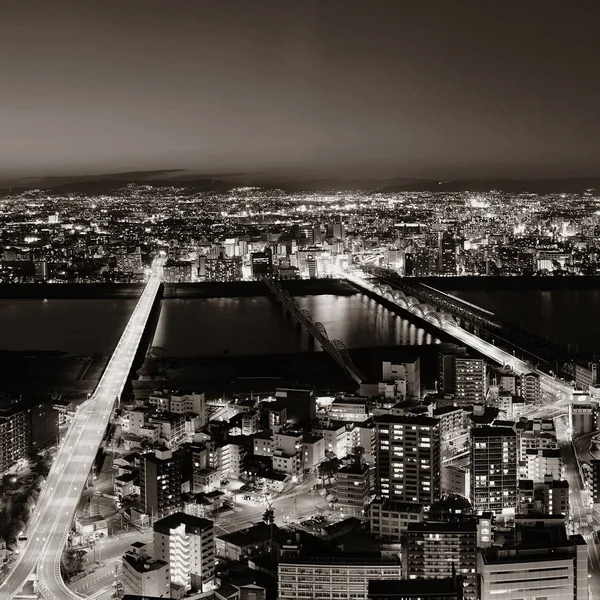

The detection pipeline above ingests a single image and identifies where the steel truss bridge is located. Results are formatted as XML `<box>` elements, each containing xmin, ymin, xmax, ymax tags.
<box><xmin>263</xmin><ymin>277</ymin><xmax>367</xmax><ymax>384</ymax></box>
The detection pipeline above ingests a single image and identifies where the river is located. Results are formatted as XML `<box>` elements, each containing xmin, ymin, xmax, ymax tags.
<box><xmin>452</xmin><ymin>289</ymin><xmax>600</xmax><ymax>355</ymax></box>
<box><xmin>2</xmin><ymin>289</ymin><xmax>598</xmax><ymax>358</ymax></box>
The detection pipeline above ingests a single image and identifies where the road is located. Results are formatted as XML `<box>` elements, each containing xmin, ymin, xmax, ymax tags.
<box><xmin>1</xmin><ymin>265</ymin><xmax>162</xmax><ymax>600</ymax></box>
<box><xmin>345</xmin><ymin>270</ymin><xmax>598</xmax><ymax>593</ymax></box>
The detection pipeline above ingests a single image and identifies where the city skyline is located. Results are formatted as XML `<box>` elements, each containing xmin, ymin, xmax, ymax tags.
<box><xmin>2</xmin><ymin>0</ymin><xmax>600</xmax><ymax>182</ymax></box>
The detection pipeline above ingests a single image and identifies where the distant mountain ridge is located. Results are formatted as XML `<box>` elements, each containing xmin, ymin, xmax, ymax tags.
<box><xmin>1</xmin><ymin>171</ymin><xmax>599</xmax><ymax>195</ymax></box>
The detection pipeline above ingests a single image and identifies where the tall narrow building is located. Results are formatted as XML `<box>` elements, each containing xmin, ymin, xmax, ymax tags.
<box><xmin>153</xmin><ymin>512</ymin><xmax>215</xmax><ymax>595</ymax></box>
<box><xmin>140</xmin><ymin>448</ymin><xmax>183</xmax><ymax>520</ymax></box>
<box><xmin>454</xmin><ymin>357</ymin><xmax>486</xmax><ymax>405</ymax></box>
<box><xmin>375</xmin><ymin>415</ymin><xmax>441</xmax><ymax>505</ymax></box>
<box><xmin>470</xmin><ymin>426</ymin><xmax>518</xmax><ymax>514</ymax></box>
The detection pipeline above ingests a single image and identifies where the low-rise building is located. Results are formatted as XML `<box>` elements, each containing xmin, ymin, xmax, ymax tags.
<box><xmin>302</xmin><ymin>434</ymin><xmax>325</xmax><ymax>471</ymax></box>
<box><xmin>478</xmin><ymin>524</ymin><xmax>587</xmax><ymax>600</ymax></box>
<box><xmin>368</xmin><ymin>499</ymin><xmax>424</xmax><ymax>541</ymax></box>
<box><xmin>216</xmin><ymin>522</ymin><xmax>274</xmax><ymax>561</ymax></box>
<box><xmin>335</xmin><ymin>461</ymin><xmax>371</xmax><ymax>515</ymax></box>
<box><xmin>524</xmin><ymin>448</ymin><xmax>563</xmax><ymax>482</ymax></box>
<box><xmin>278</xmin><ymin>556</ymin><xmax>403</xmax><ymax>600</ymax></box>
<box><xmin>122</xmin><ymin>542</ymin><xmax>170</xmax><ymax>598</ymax></box>
<box><xmin>518</xmin><ymin>476</ymin><xmax>569</xmax><ymax>516</ymax></box>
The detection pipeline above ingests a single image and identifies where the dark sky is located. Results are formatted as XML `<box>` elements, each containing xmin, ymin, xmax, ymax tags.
<box><xmin>2</xmin><ymin>0</ymin><xmax>599</xmax><ymax>182</ymax></box>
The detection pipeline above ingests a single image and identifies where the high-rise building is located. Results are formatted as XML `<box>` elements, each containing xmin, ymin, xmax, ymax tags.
<box><xmin>140</xmin><ymin>448</ymin><xmax>184</xmax><ymax>520</ymax></box>
<box><xmin>205</xmin><ymin>256</ymin><xmax>242</xmax><ymax>281</ymax></box>
<box><xmin>438</xmin><ymin>232</ymin><xmax>457</xmax><ymax>275</ymax></box>
<box><xmin>470</xmin><ymin>426</ymin><xmax>518</xmax><ymax>515</ymax></box>
<box><xmin>332</xmin><ymin>221</ymin><xmax>346</xmax><ymax>240</ymax></box>
<box><xmin>375</xmin><ymin>415</ymin><xmax>441</xmax><ymax>505</ymax></box>
<box><xmin>402</xmin><ymin>520</ymin><xmax>478</xmax><ymax>600</ymax></box>
<box><xmin>153</xmin><ymin>512</ymin><xmax>215</xmax><ymax>595</ymax></box>
<box><xmin>454</xmin><ymin>357</ymin><xmax>486</xmax><ymax>405</ymax></box>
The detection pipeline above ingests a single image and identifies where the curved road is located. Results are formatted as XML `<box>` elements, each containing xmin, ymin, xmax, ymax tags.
<box><xmin>1</xmin><ymin>268</ymin><xmax>162</xmax><ymax>599</ymax></box>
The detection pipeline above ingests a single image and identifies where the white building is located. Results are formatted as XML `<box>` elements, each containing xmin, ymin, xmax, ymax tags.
<box><xmin>153</xmin><ymin>512</ymin><xmax>215</xmax><ymax>596</ymax></box>
<box><xmin>121</xmin><ymin>542</ymin><xmax>170</xmax><ymax>598</ymax></box>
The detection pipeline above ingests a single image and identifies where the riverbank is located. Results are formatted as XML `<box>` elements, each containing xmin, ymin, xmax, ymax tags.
<box><xmin>0</xmin><ymin>278</ymin><xmax>357</xmax><ymax>299</ymax></box>
<box><xmin>131</xmin><ymin>344</ymin><xmax>443</xmax><ymax>400</ymax></box>
<box><xmin>0</xmin><ymin>351</ymin><xmax>109</xmax><ymax>402</ymax></box>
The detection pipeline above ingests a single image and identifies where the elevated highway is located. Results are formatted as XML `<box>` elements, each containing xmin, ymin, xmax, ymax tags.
<box><xmin>1</xmin><ymin>265</ymin><xmax>163</xmax><ymax>600</ymax></box>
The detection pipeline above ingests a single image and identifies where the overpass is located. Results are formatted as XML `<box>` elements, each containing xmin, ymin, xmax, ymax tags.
<box><xmin>364</xmin><ymin>266</ymin><xmax>571</xmax><ymax>372</ymax></box>
<box><xmin>263</xmin><ymin>277</ymin><xmax>367</xmax><ymax>384</ymax></box>
<box><xmin>1</xmin><ymin>263</ymin><xmax>163</xmax><ymax>600</ymax></box>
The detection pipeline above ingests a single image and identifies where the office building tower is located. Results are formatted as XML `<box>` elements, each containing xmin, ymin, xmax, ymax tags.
<box><xmin>470</xmin><ymin>426</ymin><xmax>518</xmax><ymax>514</ymax></box>
<box><xmin>478</xmin><ymin>523</ymin><xmax>587</xmax><ymax>600</ymax></box>
<box><xmin>140</xmin><ymin>448</ymin><xmax>183</xmax><ymax>520</ymax></box>
<box><xmin>375</xmin><ymin>415</ymin><xmax>441</xmax><ymax>505</ymax></box>
<box><xmin>153</xmin><ymin>512</ymin><xmax>215</xmax><ymax>595</ymax></box>
<box><xmin>402</xmin><ymin>520</ymin><xmax>478</xmax><ymax>600</ymax></box>
<box><xmin>438</xmin><ymin>232</ymin><xmax>457</xmax><ymax>275</ymax></box>
<box><xmin>121</xmin><ymin>542</ymin><xmax>170</xmax><ymax>598</ymax></box>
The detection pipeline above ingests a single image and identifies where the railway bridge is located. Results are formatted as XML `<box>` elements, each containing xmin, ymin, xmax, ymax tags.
<box><xmin>263</xmin><ymin>277</ymin><xmax>367</xmax><ymax>384</ymax></box>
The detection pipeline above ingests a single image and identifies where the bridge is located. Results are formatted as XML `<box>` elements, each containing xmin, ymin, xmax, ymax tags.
<box><xmin>2</xmin><ymin>263</ymin><xmax>163</xmax><ymax>600</ymax></box>
<box><xmin>363</xmin><ymin>266</ymin><xmax>571</xmax><ymax>372</ymax></box>
<box><xmin>263</xmin><ymin>277</ymin><xmax>367</xmax><ymax>384</ymax></box>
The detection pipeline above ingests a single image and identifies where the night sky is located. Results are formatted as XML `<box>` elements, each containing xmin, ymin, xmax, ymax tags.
<box><xmin>2</xmin><ymin>0</ymin><xmax>599</xmax><ymax>182</ymax></box>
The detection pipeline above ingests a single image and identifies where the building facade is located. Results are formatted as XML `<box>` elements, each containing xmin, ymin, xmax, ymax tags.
<box><xmin>375</xmin><ymin>415</ymin><xmax>441</xmax><ymax>505</ymax></box>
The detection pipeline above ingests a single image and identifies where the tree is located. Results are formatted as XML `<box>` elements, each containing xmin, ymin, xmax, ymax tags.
<box><xmin>137</xmin><ymin>346</ymin><xmax>168</xmax><ymax>379</ymax></box>
<box><xmin>318</xmin><ymin>457</ymin><xmax>340</xmax><ymax>487</ymax></box>
<box><xmin>61</xmin><ymin>548</ymin><xmax>87</xmax><ymax>582</ymax></box>
<box><xmin>262</xmin><ymin>504</ymin><xmax>275</xmax><ymax>558</ymax></box>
